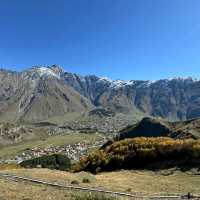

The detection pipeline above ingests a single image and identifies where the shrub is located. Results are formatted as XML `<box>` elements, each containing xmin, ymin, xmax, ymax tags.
<box><xmin>71</xmin><ymin>180</ymin><xmax>79</xmax><ymax>185</ymax></box>
<box><xmin>82</xmin><ymin>178</ymin><xmax>90</xmax><ymax>183</ymax></box>
<box><xmin>126</xmin><ymin>188</ymin><xmax>132</xmax><ymax>192</ymax></box>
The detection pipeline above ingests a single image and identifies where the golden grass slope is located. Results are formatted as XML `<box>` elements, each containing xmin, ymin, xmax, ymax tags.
<box><xmin>74</xmin><ymin>137</ymin><xmax>200</xmax><ymax>173</ymax></box>
<box><xmin>0</xmin><ymin>168</ymin><xmax>200</xmax><ymax>199</ymax></box>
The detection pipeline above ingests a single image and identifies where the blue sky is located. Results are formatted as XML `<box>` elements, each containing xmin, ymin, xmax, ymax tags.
<box><xmin>0</xmin><ymin>0</ymin><xmax>200</xmax><ymax>80</ymax></box>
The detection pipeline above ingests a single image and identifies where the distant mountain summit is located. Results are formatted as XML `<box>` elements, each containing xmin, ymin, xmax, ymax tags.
<box><xmin>0</xmin><ymin>65</ymin><xmax>92</xmax><ymax>122</ymax></box>
<box><xmin>0</xmin><ymin>65</ymin><xmax>200</xmax><ymax>123</ymax></box>
<box><xmin>49</xmin><ymin>64</ymin><xmax>64</xmax><ymax>75</ymax></box>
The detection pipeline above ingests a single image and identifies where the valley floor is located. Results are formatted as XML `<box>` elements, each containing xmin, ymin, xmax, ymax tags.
<box><xmin>0</xmin><ymin>133</ymin><xmax>104</xmax><ymax>163</ymax></box>
<box><xmin>0</xmin><ymin>168</ymin><xmax>200</xmax><ymax>199</ymax></box>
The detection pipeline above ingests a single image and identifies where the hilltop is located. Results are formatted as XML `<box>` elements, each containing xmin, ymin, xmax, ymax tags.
<box><xmin>118</xmin><ymin>117</ymin><xmax>200</xmax><ymax>140</ymax></box>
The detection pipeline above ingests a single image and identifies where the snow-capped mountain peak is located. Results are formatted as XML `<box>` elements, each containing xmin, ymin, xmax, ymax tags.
<box><xmin>37</xmin><ymin>67</ymin><xmax>59</xmax><ymax>77</ymax></box>
<box><xmin>25</xmin><ymin>66</ymin><xmax>61</xmax><ymax>79</ymax></box>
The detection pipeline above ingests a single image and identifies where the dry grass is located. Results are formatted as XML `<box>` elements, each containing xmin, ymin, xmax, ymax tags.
<box><xmin>1</xmin><ymin>168</ymin><xmax>95</xmax><ymax>187</ymax></box>
<box><xmin>1</xmin><ymin>168</ymin><xmax>200</xmax><ymax>197</ymax></box>
<box><xmin>0</xmin><ymin>178</ymin><xmax>73</xmax><ymax>200</ymax></box>
<box><xmin>95</xmin><ymin>170</ymin><xmax>200</xmax><ymax>195</ymax></box>
<box><xmin>0</xmin><ymin>170</ymin><xmax>122</xmax><ymax>200</ymax></box>
<box><xmin>0</xmin><ymin>164</ymin><xmax>22</xmax><ymax>170</ymax></box>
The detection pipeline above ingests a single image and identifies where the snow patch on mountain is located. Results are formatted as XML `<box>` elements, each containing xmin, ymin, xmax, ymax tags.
<box><xmin>166</xmin><ymin>76</ymin><xmax>200</xmax><ymax>82</ymax></box>
<box><xmin>23</xmin><ymin>65</ymin><xmax>200</xmax><ymax>89</ymax></box>
<box><xmin>111</xmin><ymin>80</ymin><xmax>135</xmax><ymax>88</ymax></box>
<box><xmin>99</xmin><ymin>77</ymin><xmax>112</xmax><ymax>82</ymax></box>
<box><xmin>98</xmin><ymin>77</ymin><xmax>133</xmax><ymax>88</ymax></box>
<box><xmin>36</xmin><ymin>67</ymin><xmax>60</xmax><ymax>78</ymax></box>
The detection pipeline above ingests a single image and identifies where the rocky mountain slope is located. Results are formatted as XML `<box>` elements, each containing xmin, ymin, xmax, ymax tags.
<box><xmin>0</xmin><ymin>66</ymin><xmax>92</xmax><ymax>122</ymax></box>
<box><xmin>0</xmin><ymin>65</ymin><xmax>200</xmax><ymax>123</ymax></box>
<box><xmin>63</xmin><ymin>75</ymin><xmax>200</xmax><ymax>121</ymax></box>
<box><xmin>60</xmin><ymin>66</ymin><xmax>200</xmax><ymax>121</ymax></box>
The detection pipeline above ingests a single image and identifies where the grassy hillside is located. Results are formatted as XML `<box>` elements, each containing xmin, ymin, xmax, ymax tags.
<box><xmin>74</xmin><ymin>137</ymin><xmax>200</xmax><ymax>173</ymax></box>
<box><xmin>1</xmin><ymin>168</ymin><xmax>200</xmax><ymax>198</ymax></box>
<box><xmin>0</xmin><ymin>176</ymin><xmax>116</xmax><ymax>200</ymax></box>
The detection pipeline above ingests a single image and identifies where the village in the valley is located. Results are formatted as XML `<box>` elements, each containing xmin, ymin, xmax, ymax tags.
<box><xmin>0</xmin><ymin>137</ymin><xmax>106</xmax><ymax>164</ymax></box>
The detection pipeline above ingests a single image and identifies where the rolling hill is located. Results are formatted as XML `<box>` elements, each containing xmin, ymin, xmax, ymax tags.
<box><xmin>118</xmin><ymin>117</ymin><xmax>200</xmax><ymax>140</ymax></box>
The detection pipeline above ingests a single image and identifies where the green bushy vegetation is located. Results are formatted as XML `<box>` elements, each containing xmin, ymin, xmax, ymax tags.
<box><xmin>82</xmin><ymin>177</ymin><xmax>91</xmax><ymax>183</ymax></box>
<box><xmin>20</xmin><ymin>154</ymin><xmax>71</xmax><ymax>171</ymax></box>
<box><xmin>73</xmin><ymin>137</ymin><xmax>200</xmax><ymax>173</ymax></box>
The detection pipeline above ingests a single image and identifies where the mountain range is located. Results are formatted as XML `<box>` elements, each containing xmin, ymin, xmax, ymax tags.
<box><xmin>0</xmin><ymin>65</ymin><xmax>200</xmax><ymax>124</ymax></box>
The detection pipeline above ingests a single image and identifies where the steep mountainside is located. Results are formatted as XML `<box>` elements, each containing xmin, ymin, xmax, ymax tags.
<box><xmin>0</xmin><ymin>66</ymin><xmax>92</xmax><ymax>122</ymax></box>
<box><xmin>62</xmin><ymin>70</ymin><xmax>200</xmax><ymax>121</ymax></box>
<box><xmin>0</xmin><ymin>65</ymin><xmax>200</xmax><ymax>123</ymax></box>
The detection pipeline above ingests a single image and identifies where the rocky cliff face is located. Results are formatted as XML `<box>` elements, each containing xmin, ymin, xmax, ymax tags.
<box><xmin>62</xmin><ymin>71</ymin><xmax>200</xmax><ymax>121</ymax></box>
<box><xmin>0</xmin><ymin>65</ymin><xmax>200</xmax><ymax>122</ymax></box>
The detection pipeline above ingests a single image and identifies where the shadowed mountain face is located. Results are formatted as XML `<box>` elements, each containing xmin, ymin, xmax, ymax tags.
<box><xmin>0</xmin><ymin>65</ymin><xmax>200</xmax><ymax>123</ymax></box>
<box><xmin>119</xmin><ymin>117</ymin><xmax>200</xmax><ymax>140</ymax></box>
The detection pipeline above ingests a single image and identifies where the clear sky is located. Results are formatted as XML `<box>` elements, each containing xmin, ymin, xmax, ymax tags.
<box><xmin>0</xmin><ymin>0</ymin><xmax>200</xmax><ymax>80</ymax></box>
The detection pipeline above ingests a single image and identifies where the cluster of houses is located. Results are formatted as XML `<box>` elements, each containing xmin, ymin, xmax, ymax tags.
<box><xmin>68</xmin><ymin>118</ymin><xmax>126</xmax><ymax>133</ymax></box>
<box><xmin>0</xmin><ymin>139</ymin><xmax>105</xmax><ymax>164</ymax></box>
